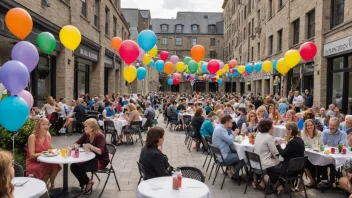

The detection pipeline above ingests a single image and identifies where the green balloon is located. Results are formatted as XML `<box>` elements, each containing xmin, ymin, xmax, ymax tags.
<box><xmin>188</xmin><ymin>60</ymin><xmax>198</xmax><ymax>74</ymax></box>
<box><xmin>208</xmin><ymin>79</ymin><xmax>212</xmax><ymax>83</ymax></box>
<box><xmin>37</xmin><ymin>32</ymin><xmax>56</xmax><ymax>54</ymax></box>
<box><xmin>184</xmin><ymin>56</ymin><xmax>192</xmax><ymax>65</ymax></box>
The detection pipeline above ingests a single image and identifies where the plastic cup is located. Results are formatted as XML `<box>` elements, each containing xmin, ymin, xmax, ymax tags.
<box><xmin>60</xmin><ymin>149</ymin><xmax>67</xmax><ymax>157</ymax></box>
<box><xmin>331</xmin><ymin>147</ymin><xmax>336</xmax><ymax>154</ymax></box>
<box><xmin>83</xmin><ymin>144</ymin><xmax>89</xmax><ymax>154</ymax></box>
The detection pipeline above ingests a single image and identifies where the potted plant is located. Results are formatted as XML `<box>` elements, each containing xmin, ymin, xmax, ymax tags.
<box><xmin>338</xmin><ymin>144</ymin><xmax>344</xmax><ymax>153</ymax></box>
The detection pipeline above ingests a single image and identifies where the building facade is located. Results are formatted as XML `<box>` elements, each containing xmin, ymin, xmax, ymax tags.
<box><xmin>223</xmin><ymin>0</ymin><xmax>352</xmax><ymax>113</ymax></box>
<box><xmin>0</xmin><ymin>0</ymin><xmax>130</xmax><ymax>107</ymax></box>
<box><xmin>150</xmin><ymin>12</ymin><xmax>224</xmax><ymax>93</ymax></box>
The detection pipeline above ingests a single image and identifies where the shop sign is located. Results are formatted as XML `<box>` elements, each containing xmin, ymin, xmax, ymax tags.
<box><xmin>75</xmin><ymin>44</ymin><xmax>99</xmax><ymax>62</ymax></box>
<box><xmin>324</xmin><ymin>36</ymin><xmax>352</xmax><ymax>57</ymax></box>
<box><xmin>104</xmin><ymin>55</ymin><xmax>113</xmax><ymax>68</ymax></box>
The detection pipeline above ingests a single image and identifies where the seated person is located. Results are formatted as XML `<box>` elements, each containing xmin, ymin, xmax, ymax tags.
<box><xmin>339</xmin><ymin>159</ymin><xmax>352</xmax><ymax>196</ymax></box>
<box><xmin>340</xmin><ymin>115</ymin><xmax>352</xmax><ymax>135</ymax></box>
<box><xmin>200</xmin><ymin>112</ymin><xmax>216</xmax><ymax>137</ymax></box>
<box><xmin>0</xmin><ymin>150</ymin><xmax>15</xmax><ymax>198</ymax></box>
<box><xmin>139</xmin><ymin>127</ymin><xmax>171</xmax><ymax>179</ymax></box>
<box><xmin>102</xmin><ymin>102</ymin><xmax>116</xmax><ymax>119</ymax></box>
<box><xmin>143</xmin><ymin>101</ymin><xmax>155</xmax><ymax>128</ymax></box>
<box><xmin>241</xmin><ymin>110</ymin><xmax>258</xmax><ymax>134</ymax></box>
<box><xmin>204</xmin><ymin>101</ymin><xmax>213</xmax><ymax>115</ymax></box>
<box><xmin>60</xmin><ymin>100</ymin><xmax>76</xmax><ymax>135</ymax></box>
<box><xmin>236</xmin><ymin>107</ymin><xmax>247</xmax><ymax>130</ymax></box>
<box><xmin>121</xmin><ymin>103</ymin><xmax>141</xmax><ymax>144</ymax></box>
<box><xmin>191</xmin><ymin>108</ymin><xmax>205</xmax><ymax>150</ymax></box>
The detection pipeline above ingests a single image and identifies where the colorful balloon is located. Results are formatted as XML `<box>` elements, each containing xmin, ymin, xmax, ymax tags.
<box><xmin>218</xmin><ymin>60</ymin><xmax>224</xmax><ymax>69</ymax></box>
<box><xmin>164</xmin><ymin>62</ymin><xmax>173</xmax><ymax>75</ymax></box>
<box><xmin>216</xmin><ymin>69</ymin><xmax>224</xmax><ymax>76</ymax></box>
<box><xmin>229</xmin><ymin>60</ymin><xmax>237</xmax><ymax>69</ymax></box>
<box><xmin>111</xmin><ymin>37</ymin><xmax>122</xmax><ymax>51</ymax></box>
<box><xmin>137</xmin><ymin>47</ymin><xmax>145</xmax><ymax>62</ymax></box>
<box><xmin>175</xmin><ymin>62</ymin><xmax>185</xmax><ymax>72</ymax></box>
<box><xmin>37</xmin><ymin>32</ymin><xmax>56</xmax><ymax>54</ymax></box>
<box><xmin>160</xmin><ymin>51</ymin><xmax>168</xmax><ymax>61</ymax></box>
<box><xmin>0</xmin><ymin>96</ymin><xmax>29</xmax><ymax>131</ymax></box>
<box><xmin>218</xmin><ymin>78</ymin><xmax>223</xmax><ymax>85</ymax></box>
<box><xmin>148</xmin><ymin>45</ymin><xmax>158</xmax><ymax>57</ymax></box>
<box><xmin>170</xmin><ymin>55</ymin><xmax>179</xmax><ymax>65</ymax></box>
<box><xmin>137</xmin><ymin>30</ymin><xmax>157</xmax><ymax>52</ymax></box>
<box><xmin>254</xmin><ymin>62</ymin><xmax>262</xmax><ymax>71</ymax></box>
<box><xmin>173</xmin><ymin>78</ymin><xmax>180</xmax><ymax>85</ymax></box>
<box><xmin>238</xmin><ymin>65</ymin><xmax>246</xmax><ymax>74</ymax></box>
<box><xmin>173</xmin><ymin>73</ymin><xmax>181</xmax><ymax>79</ymax></box>
<box><xmin>191</xmin><ymin>45</ymin><xmax>205</xmax><ymax>62</ymax></box>
<box><xmin>155</xmin><ymin>60</ymin><xmax>165</xmax><ymax>72</ymax></box>
<box><xmin>272</xmin><ymin>60</ymin><xmax>278</xmax><ymax>70</ymax></box>
<box><xmin>228</xmin><ymin>73</ymin><xmax>233</xmax><ymax>78</ymax></box>
<box><xmin>208</xmin><ymin>60</ymin><xmax>220</xmax><ymax>74</ymax></box>
<box><xmin>184</xmin><ymin>56</ymin><xmax>192</xmax><ymax>65</ymax></box>
<box><xmin>0</xmin><ymin>60</ymin><xmax>29</xmax><ymax>95</ymax></box>
<box><xmin>245</xmin><ymin>64</ymin><xmax>254</xmax><ymax>73</ymax></box>
<box><xmin>11</xmin><ymin>41</ymin><xmax>39</xmax><ymax>72</ymax></box>
<box><xmin>262</xmin><ymin>61</ymin><xmax>273</xmax><ymax>73</ymax></box>
<box><xmin>224</xmin><ymin>64</ymin><xmax>229</xmax><ymax>71</ymax></box>
<box><xmin>119</xmin><ymin>40</ymin><xmax>139</xmax><ymax>64</ymax></box>
<box><xmin>136</xmin><ymin>67</ymin><xmax>147</xmax><ymax>80</ymax></box>
<box><xmin>17</xmin><ymin>90</ymin><xmax>33</xmax><ymax>109</ymax></box>
<box><xmin>149</xmin><ymin>59</ymin><xmax>155</xmax><ymax>67</ymax></box>
<box><xmin>142</xmin><ymin>54</ymin><xmax>151</xmax><ymax>65</ymax></box>
<box><xmin>201</xmin><ymin>63</ymin><xmax>208</xmax><ymax>73</ymax></box>
<box><xmin>299</xmin><ymin>42</ymin><xmax>317</xmax><ymax>62</ymax></box>
<box><xmin>276</xmin><ymin>58</ymin><xmax>290</xmax><ymax>75</ymax></box>
<box><xmin>59</xmin><ymin>25</ymin><xmax>81</xmax><ymax>51</ymax></box>
<box><xmin>167</xmin><ymin>78</ymin><xmax>173</xmax><ymax>85</ymax></box>
<box><xmin>284</xmin><ymin>50</ymin><xmax>301</xmax><ymax>68</ymax></box>
<box><xmin>5</xmin><ymin>8</ymin><xmax>33</xmax><ymax>40</ymax></box>
<box><xmin>233</xmin><ymin>71</ymin><xmax>240</xmax><ymax>77</ymax></box>
<box><xmin>188</xmin><ymin>60</ymin><xmax>198</xmax><ymax>74</ymax></box>
<box><xmin>123</xmin><ymin>65</ymin><xmax>137</xmax><ymax>83</ymax></box>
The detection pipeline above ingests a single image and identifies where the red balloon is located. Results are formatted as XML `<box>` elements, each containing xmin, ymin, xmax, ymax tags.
<box><xmin>160</xmin><ymin>51</ymin><xmax>168</xmax><ymax>61</ymax></box>
<box><xmin>172</xmin><ymin>78</ymin><xmax>179</xmax><ymax>85</ymax></box>
<box><xmin>299</xmin><ymin>42</ymin><xmax>317</xmax><ymax>62</ymax></box>
<box><xmin>208</xmin><ymin>59</ymin><xmax>220</xmax><ymax>74</ymax></box>
<box><xmin>119</xmin><ymin>40</ymin><xmax>139</xmax><ymax>64</ymax></box>
<box><xmin>230</xmin><ymin>69</ymin><xmax>235</xmax><ymax>74</ymax></box>
<box><xmin>229</xmin><ymin>60</ymin><xmax>237</xmax><ymax>69</ymax></box>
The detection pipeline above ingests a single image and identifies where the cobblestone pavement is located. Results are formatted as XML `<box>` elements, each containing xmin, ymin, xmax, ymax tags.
<box><xmin>51</xmin><ymin>117</ymin><xmax>346</xmax><ymax>198</ymax></box>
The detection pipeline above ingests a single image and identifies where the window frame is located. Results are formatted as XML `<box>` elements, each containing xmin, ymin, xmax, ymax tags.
<box><xmin>277</xmin><ymin>29</ymin><xmax>283</xmax><ymax>52</ymax></box>
<box><xmin>161</xmin><ymin>24</ymin><xmax>168</xmax><ymax>33</ymax></box>
<box><xmin>113</xmin><ymin>16</ymin><xmax>117</xmax><ymax>36</ymax></box>
<box><xmin>292</xmin><ymin>18</ymin><xmax>300</xmax><ymax>45</ymax></box>
<box><xmin>81</xmin><ymin>0</ymin><xmax>87</xmax><ymax>17</ymax></box>
<box><xmin>175</xmin><ymin>37</ymin><xmax>182</xmax><ymax>46</ymax></box>
<box><xmin>210</xmin><ymin>51</ymin><xmax>217</xmax><ymax>59</ymax></box>
<box><xmin>175</xmin><ymin>24</ymin><xmax>183</xmax><ymax>33</ymax></box>
<box><xmin>210</xmin><ymin>38</ymin><xmax>216</xmax><ymax>46</ymax></box>
<box><xmin>192</xmin><ymin>38</ymin><xmax>197</xmax><ymax>46</ymax></box>
<box><xmin>330</xmin><ymin>0</ymin><xmax>345</xmax><ymax>29</ymax></box>
<box><xmin>307</xmin><ymin>9</ymin><xmax>315</xmax><ymax>39</ymax></box>
<box><xmin>161</xmin><ymin>37</ymin><xmax>167</xmax><ymax>45</ymax></box>
<box><xmin>191</xmin><ymin>25</ymin><xmax>198</xmax><ymax>33</ymax></box>
<box><xmin>208</xmin><ymin>25</ymin><xmax>216</xmax><ymax>33</ymax></box>
<box><xmin>268</xmin><ymin>35</ymin><xmax>273</xmax><ymax>55</ymax></box>
<box><xmin>105</xmin><ymin>7</ymin><xmax>110</xmax><ymax>35</ymax></box>
<box><xmin>94</xmin><ymin>0</ymin><xmax>99</xmax><ymax>27</ymax></box>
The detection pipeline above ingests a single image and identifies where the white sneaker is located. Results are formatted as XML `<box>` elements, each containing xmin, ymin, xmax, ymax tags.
<box><xmin>59</xmin><ymin>127</ymin><xmax>66</xmax><ymax>134</ymax></box>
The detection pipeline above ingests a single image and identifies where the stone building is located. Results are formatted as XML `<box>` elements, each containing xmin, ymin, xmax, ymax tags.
<box><xmin>150</xmin><ymin>12</ymin><xmax>224</xmax><ymax>93</ymax></box>
<box><xmin>0</xmin><ymin>0</ymin><xmax>130</xmax><ymax>107</ymax></box>
<box><xmin>223</xmin><ymin>0</ymin><xmax>352</xmax><ymax>113</ymax></box>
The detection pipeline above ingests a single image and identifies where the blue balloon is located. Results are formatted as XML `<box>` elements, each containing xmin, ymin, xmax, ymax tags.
<box><xmin>272</xmin><ymin>60</ymin><xmax>278</xmax><ymax>70</ymax></box>
<box><xmin>228</xmin><ymin>73</ymin><xmax>233</xmax><ymax>78</ymax></box>
<box><xmin>186</xmin><ymin>74</ymin><xmax>191</xmax><ymax>80</ymax></box>
<box><xmin>254</xmin><ymin>62</ymin><xmax>262</xmax><ymax>71</ymax></box>
<box><xmin>137</xmin><ymin>30</ymin><xmax>157</xmax><ymax>52</ymax></box>
<box><xmin>155</xmin><ymin>60</ymin><xmax>165</xmax><ymax>72</ymax></box>
<box><xmin>234</xmin><ymin>67</ymin><xmax>238</xmax><ymax>72</ymax></box>
<box><xmin>137</xmin><ymin>67</ymin><xmax>147</xmax><ymax>80</ymax></box>
<box><xmin>167</xmin><ymin>78</ymin><xmax>173</xmax><ymax>85</ymax></box>
<box><xmin>234</xmin><ymin>72</ymin><xmax>239</xmax><ymax>77</ymax></box>
<box><xmin>201</xmin><ymin>63</ymin><xmax>208</xmax><ymax>72</ymax></box>
<box><xmin>218</xmin><ymin>78</ymin><xmax>223</xmax><ymax>85</ymax></box>
<box><xmin>149</xmin><ymin>60</ymin><xmax>155</xmax><ymax>67</ymax></box>
<box><xmin>245</xmin><ymin>63</ymin><xmax>254</xmax><ymax>73</ymax></box>
<box><xmin>0</xmin><ymin>96</ymin><xmax>29</xmax><ymax>131</ymax></box>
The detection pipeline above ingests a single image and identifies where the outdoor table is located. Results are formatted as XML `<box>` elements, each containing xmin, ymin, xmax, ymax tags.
<box><xmin>99</xmin><ymin>117</ymin><xmax>147</xmax><ymax>135</ymax></box>
<box><xmin>38</xmin><ymin>151</ymin><xmax>96</xmax><ymax>198</ymax></box>
<box><xmin>137</xmin><ymin>176</ymin><xmax>210</xmax><ymax>198</ymax></box>
<box><xmin>305</xmin><ymin>147</ymin><xmax>352</xmax><ymax>169</ymax></box>
<box><xmin>13</xmin><ymin>177</ymin><xmax>48</xmax><ymax>198</ymax></box>
<box><xmin>178</xmin><ymin>113</ymin><xmax>194</xmax><ymax>123</ymax></box>
<box><xmin>273</xmin><ymin>125</ymin><xmax>286</xmax><ymax>138</ymax></box>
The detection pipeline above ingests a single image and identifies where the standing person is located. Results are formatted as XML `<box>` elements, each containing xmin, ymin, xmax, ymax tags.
<box><xmin>0</xmin><ymin>151</ymin><xmax>15</xmax><ymax>198</ymax></box>
<box><xmin>304</xmin><ymin>89</ymin><xmax>313</xmax><ymax>110</ymax></box>
<box><xmin>287</xmin><ymin>91</ymin><xmax>294</xmax><ymax>105</ymax></box>
<box><xmin>143</xmin><ymin>101</ymin><xmax>156</xmax><ymax>128</ymax></box>
<box><xmin>292</xmin><ymin>91</ymin><xmax>304</xmax><ymax>113</ymax></box>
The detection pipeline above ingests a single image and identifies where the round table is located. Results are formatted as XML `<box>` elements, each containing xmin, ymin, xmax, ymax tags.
<box><xmin>38</xmin><ymin>151</ymin><xmax>96</xmax><ymax>198</ymax></box>
<box><xmin>273</xmin><ymin>125</ymin><xmax>286</xmax><ymax>138</ymax></box>
<box><xmin>13</xmin><ymin>177</ymin><xmax>48</xmax><ymax>198</ymax></box>
<box><xmin>137</xmin><ymin>177</ymin><xmax>210</xmax><ymax>198</ymax></box>
<box><xmin>99</xmin><ymin>117</ymin><xmax>147</xmax><ymax>135</ymax></box>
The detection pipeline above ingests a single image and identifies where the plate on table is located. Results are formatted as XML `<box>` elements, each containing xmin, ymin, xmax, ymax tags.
<box><xmin>42</xmin><ymin>149</ymin><xmax>59</xmax><ymax>157</ymax></box>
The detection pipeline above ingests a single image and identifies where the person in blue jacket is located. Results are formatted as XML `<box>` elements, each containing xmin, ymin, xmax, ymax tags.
<box><xmin>200</xmin><ymin>112</ymin><xmax>216</xmax><ymax>137</ymax></box>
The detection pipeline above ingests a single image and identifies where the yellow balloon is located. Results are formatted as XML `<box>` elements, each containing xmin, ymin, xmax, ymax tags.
<box><xmin>216</xmin><ymin>75</ymin><xmax>220</xmax><ymax>80</ymax></box>
<box><xmin>142</xmin><ymin>54</ymin><xmax>151</xmax><ymax>65</ymax></box>
<box><xmin>276</xmin><ymin>58</ymin><xmax>290</xmax><ymax>75</ymax></box>
<box><xmin>148</xmin><ymin>46</ymin><xmax>158</xmax><ymax>57</ymax></box>
<box><xmin>175</xmin><ymin>62</ymin><xmax>185</xmax><ymax>72</ymax></box>
<box><xmin>59</xmin><ymin>25</ymin><xmax>81</xmax><ymax>51</ymax></box>
<box><xmin>216</xmin><ymin>69</ymin><xmax>224</xmax><ymax>76</ymax></box>
<box><xmin>284</xmin><ymin>50</ymin><xmax>301</xmax><ymax>68</ymax></box>
<box><xmin>238</xmin><ymin>65</ymin><xmax>246</xmax><ymax>74</ymax></box>
<box><xmin>262</xmin><ymin>61</ymin><xmax>273</xmax><ymax>73</ymax></box>
<box><xmin>224</xmin><ymin>64</ymin><xmax>229</xmax><ymax>71</ymax></box>
<box><xmin>123</xmin><ymin>65</ymin><xmax>137</xmax><ymax>83</ymax></box>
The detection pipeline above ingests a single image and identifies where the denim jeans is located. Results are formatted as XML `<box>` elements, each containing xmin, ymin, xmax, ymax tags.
<box><xmin>224</xmin><ymin>152</ymin><xmax>244</xmax><ymax>174</ymax></box>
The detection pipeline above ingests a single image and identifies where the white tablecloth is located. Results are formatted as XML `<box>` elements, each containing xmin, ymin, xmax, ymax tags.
<box><xmin>232</xmin><ymin>137</ymin><xmax>254</xmax><ymax>161</ymax></box>
<box><xmin>137</xmin><ymin>177</ymin><xmax>210</xmax><ymax>198</ymax></box>
<box><xmin>305</xmin><ymin>148</ymin><xmax>352</xmax><ymax>169</ymax></box>
<box><xmin>178</xmin><ymin>113</ymin><xmax>194</xmax><ymax>123</ymax></box>
<box><xmin>38</xmin><ymin>150</ymin><xmax>96</xmax><ymax>164</ymax></box>
<box><xmin>99</xmin><ymin>117</ymin><xmax>147</xmax><ymax>135</ymax></box>
<box><xmin>13</xmin><ymin>177</ymin><xmax>48</xmax><ymax>198</ymax></box>
<box><xmin>273</xmin><ymin>125</ymin><xmax>286</xmax><ymax>138</ymax></box>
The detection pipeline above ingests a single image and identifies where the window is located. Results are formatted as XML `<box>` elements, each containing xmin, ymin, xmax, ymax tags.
<box><xmin>105</xmin><ymin>7</ymin><xmax>110</xmax><ymax>35</ymax></box>
<box><xmin>210</xmin><ymin>38</ymin><xmax>216</xmax><ymax>46</ymax></box>
<box><xmin>269</xmin><ymin>0</ymin><xmax>273</xmax><ymax>17</ymax></box>
<box><xmin>113</xmin><ymin>16</ymin><xmax>117</xmax><ymax>36</ymax></box>
<box><xmin>204</xmin><ymin>15</ymin><xmax>208</xmax><ymax>19</ymax></box>
<box><xmin>292</xmin><ymin>18</ymin><xmax>300</xmax><ymax>45</ymax></box>
<box><xmin>175</xmin><ymin>25</ymin><xmax>182</xmax><ymax>33</ymax></box>
<box><xmin>210</xmin><ymin>51</ymin><xmax>217</xmax><ymax>59</ymax></box>
<box><xmin>257</xmin><ymin>9</ymin><xmax>261</xmax><ymax>25</ymax></box>
<box><xmin>279</xmin><ymin>0</ymin><xmax>284</xmax><ymax>8</ymax></box>
<box><xmin>176</xmin><ymin>37</ymin><xmax>182</xmax><ymax>46</ymax></box>
<box><xmin>161</xmin><ymin>24</ymin><xmax>168</xmax><ymax>32</ymax></box>
<box><xmin>94</xmin><ymin>0</ymin><xmax>99</xmax><ymax>27</ymax></box>
<box><xmin>244</xmin><ymin>27</ymin><xmax>246</xmax><ymax>39</ymax></box>
<box><xmin>248</xmin><ymin>22</ymin><xmax>251</xmax><ymax>36</ymax></box>
<box><xmin>331</xmin><ymin>0</ymin><xmax>345</xmax><ymax>28</ymax></box>
<box><xmin>251</xmin><ymin>18</ymin><xmax>254</xmax><ymax>34</ymax></box>
<box><xmin>257</xmin><ymin>42</ymin><xmax>260</xmax><ymax>60</ymax></box>
<box><xmin>208</xmin><ymin>25</ymin><xmax>216</xmax><ymax>33</ymax></box>
<box><xmin>191</xmin><ymin>25</ymin><xmax>198</xmax><ymax>33</ymax></box>
<box><xmin>121</xmin><ymin>27</ymin><xmax>124</xmax><ymax>40</ymax></box>
<box><xmin>307</xmin><ymin>9</ymin><xmax>315</xmax><ymax>39</ymax></box>
<box><xmin>277</xmin><ymin>29</ymin><xmax>283</xmax><ymax>52</ymax></box>
<box><xmin>162</xmin><ymin>37</ymin><xmax>167</xmax><ymax>45</ymax></box>
<box><xmin>268</xmin><ymin>35</ymin><xmax>273</xmax><ymax>55</ymax></box>
<box><xmin>81</xmin><ymin>0</ymin><xmax>87</xmax><ymax>17</ymax></box>
<box><xmin>192</xmin><ymin>38</ymin><xmax>197</xmax><ymax>46</ymax></box>
<box><xmin>251</xmin><ymin>47</ymin><xmax>254</xmax><ymax>61</ymax></box>
<box><xmin>244</xmin><ymin>6</ymin><xmax>247</xmax><ymax>19</ymax></box>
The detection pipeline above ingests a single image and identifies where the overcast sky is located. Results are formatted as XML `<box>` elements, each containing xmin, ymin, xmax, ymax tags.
<box><xmin>121</xmin><ymin>0</ymin><xmax>224</xmax><ymax>19</ymax></box>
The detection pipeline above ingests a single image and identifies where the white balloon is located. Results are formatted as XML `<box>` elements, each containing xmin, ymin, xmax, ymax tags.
<box><xmin>0</xmin><ymin>83</ymin><xmax>5</xmax><ymax>100</ymax></box>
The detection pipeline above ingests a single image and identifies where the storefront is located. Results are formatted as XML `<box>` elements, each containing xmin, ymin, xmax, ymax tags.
<box><xmin>194</xmin><ymin>80</ymin><xmax>206</xmax><ymax>92</ymax></box>
<box><xmin>287</xmin><ymin>62</ymin><xmax>314</xmax><ymax>94</ymax></box>
<box><xmin>208</xmin><ymin>82</ymin><xmax>218</xmax><ymax>92</ymax></box>
<box><xmin>225</xmin><ymin>82</ymin><xmax>236</xmax><ymax>92</ymax></box>
<box><xmin>325</xmin><ymin>36</ymin><xmax>352</xmax><ymax>114</ymax></box>
<box><xmin>104</xmin><ymin>50</ymin><xmax>114</xmax><ymax>95</ymax></box>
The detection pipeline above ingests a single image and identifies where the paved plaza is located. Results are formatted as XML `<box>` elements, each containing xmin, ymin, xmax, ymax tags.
<box><xmin>51</xmin><ymin>117</ymin><xmax>346</xmax><ymax>198</ymax></box>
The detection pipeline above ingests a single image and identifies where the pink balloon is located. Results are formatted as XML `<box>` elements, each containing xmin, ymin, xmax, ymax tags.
<box><xmin>173</xmin><ymin>73</ymin><xmax>181</xmax><ymax>79</ymax></box>
<box><xmin>137</xmin><ymin>47</ymin><xmax>145</xmax><ymax>62</ymax></box>
<box><xmin>189</xmin><ymin>74</ymin><xmax>195</xmax><ymax>80</ymax></box>
<box><xmin>208</xmin><ymin>59</ymin><xmax>220</xmax><ymax>74</ymax></box>
<box><xmin>160</xmin><ymin>51</ymin><xmax>168</xmax><ymax>61</ymax></box>
<box><xmin>170</xmin><ymin>55</ymin><xmax>179</xmax><ymax>64</ymax></box>
<box><xmin>17</xmin><ymin>90</ymin><xmax>33</xmax><ymax>108</ymax></box>
<box><xmin>218</xmin><ymin>60</ymin><xmax>224</xmax><ymax>69</ymax></box>
<box><xmin>119</xmin><ymin>40</ymin><xmax>139</xmax><ymax>65</ymax></box>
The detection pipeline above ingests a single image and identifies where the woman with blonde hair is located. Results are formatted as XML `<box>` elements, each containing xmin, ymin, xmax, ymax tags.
<box><xmin>26</xmin><ymin>118</ymin><xmax>61</xmax><ymax>189</ymax></box>
<box><xmin>256</xmin><ymin>105</ymin><xmax>267</xmax><ymax>122</ymax></box>
<box><xmin>268</xmin><ymin>104</ymin><xmax>281</xmax><ymax>125</ymax></box>
<box><xmin>71</xmin><ymin>118</ymin><xmax>109</xmax><ymax>194</ymax></box>
<box><xmin>122</xmin><ymin>103</ymin><xmax>141</xmax><ymax>144</ymax></box>
<box><xmin>283</xmin><ymin>109</ymin><xmax>298</xmax><ymax>123</ymax></box>
<box><xmin>0</xmin><ymin>151</ymin><xmax>15</xmax><ymax>198</ymax></box>
<box><xmin>42</xmin><ymin>96</ymin><xmax>60</xmax><ymax>120</ymax></box>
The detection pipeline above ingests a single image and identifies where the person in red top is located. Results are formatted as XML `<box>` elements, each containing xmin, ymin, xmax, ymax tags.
<box><xmin>70</xmin><ymin>118</ymin><xmax>109</xmax><ymax>195</ymax></box>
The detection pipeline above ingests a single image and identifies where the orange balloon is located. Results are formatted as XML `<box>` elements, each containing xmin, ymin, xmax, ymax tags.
<box><xmin>5</xmin><ymin>8</ymin><xmax>33</xmax><ymax>40</ymax></box>
<box><xmin>164</xmin><ymin>61</ymin><xmax>173</xmax><ymax>75</ymax></box>
<box><xmin>191</xmin><ymin>45</ymin><xmax>205</xmax><ymax>62</ymax></box>
<box><xmin>111</xmin><ymin>37</ymin><xmax>122</xmax><ymax>51</ymax></box>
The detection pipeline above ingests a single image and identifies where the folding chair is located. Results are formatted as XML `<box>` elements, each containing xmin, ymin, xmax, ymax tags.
<box><xmin>137</xmin><ymin>162</ymin><xmax>147</xmax><ymax>185</ymax></box>
<box><xmin>208</xmin><ymin>144</ymin><xmax>232</xmax><ymax>189</ymax></box>
<box><xmin>103</xmin><ymin>120</ymin><xmax>117</xmax><ymax>145</ymax></box>
<box><xmin>179</xmin><ymin>166</ymin><xmax>205</xmax><ymax>183</ymax></box>
<box><xmin>124</xmin><ymin>121</ymin><xmax>143</xmax><ymax>146</ymax></box>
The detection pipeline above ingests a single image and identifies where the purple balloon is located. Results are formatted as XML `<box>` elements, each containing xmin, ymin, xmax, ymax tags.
<box><xmin>137</xmin><ymin>47</ymin><xmax>145</xmax><ymax>62</ymax></box>
<box><xmin>11</xmin><ymin>41</ymin><xmax>39</xmax><ymax>72</ymax></box>
<box><xmin>170</xmin><ymin>55</ymin><xmax>179</xmax><ymax>65</ymax></box>
<box><xmin>0</xmin><ymin>60</ymin><xmax>29</xmax><ymax>95</ymax></box>
<box><xmin>218</xmin><ymin>60</ymin><xmax>224</xmax><ymax>69</ymax></box>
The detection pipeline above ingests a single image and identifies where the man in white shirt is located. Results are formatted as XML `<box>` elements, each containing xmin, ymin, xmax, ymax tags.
<box><xmin>58</xmin><ymin>98</ymin><xmax>68</xmax><ymax>119</ymax></box>
<box><xmin>292</xmin><ymin>91</ymin><xmax>304</xmax><ymax>113</ymax></box>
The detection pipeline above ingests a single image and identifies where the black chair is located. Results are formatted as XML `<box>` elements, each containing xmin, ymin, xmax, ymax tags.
<box><xmin>124</xmin><ymin>121</ymin><xmax>143</xmax><ymax>146</ymax></box>
<box><xmin>91</xmin><ymin>144</ymin><xmax>121</xmax><ymax>197</ymax></box>
<box><xmin>272</xmin><ymin>156</ymin><xmax>308</xmax><ymax>198</ymax></box>
<box><xmin>204</xmin><ymin>135</ymin><xmax>213</xmax><ymax>173</ymax></box>
<box><xmin>72</xmin><ymin>111</ymin><xmax>86</xmax><ymax>133</ymax></box>
<box><xmin>179</xmin><ymin>166</ymin><xmax>205</xmax><ymax>183</ymax></box>
<box><xmin>103</xmin><ymin>120</ymin><xmax>117</xmax><ymax>145</ymax></box>
<box><xmin>208</xmin><ymin>144</ymin><xmax>232</xmax><ymax>189</ymax></box>
<box><xmin>168</xmin><ymin>115</ymin><xmax>179</xmax><ymax>131</ymax></box>
<box><xmin>201</xmin><ymin>136</ymin><xmax>212</xmax><ymax>170</ymax></box>
<box><xmin>137</xmin><ymin>161</ymin><xmax>147</xmax><ymax>185</ymax></box>
<box><xmin>183</xmin><ymin>115</ymin><xmax>192</xmax><ymax>143</ymax></box>
<box><xmin>244</xmin><ymin>151</ymin><xmax>269</xmax><ymax>197</ymax></box>
<box><xmin>13</xmin><ymin>161</ymin><xmax>24</xmax><ymax>177</ymax></box>
<box><xmin>187</xmin><ymin>126</ymin><xmax>200</xmax><ymax>151</ymax></box>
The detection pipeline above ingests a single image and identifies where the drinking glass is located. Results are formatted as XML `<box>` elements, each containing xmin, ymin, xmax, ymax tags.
<box><xmin>60</xmin><ymin>149</ymin><xmax>67</xmax><ymax>157</ymax></box>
